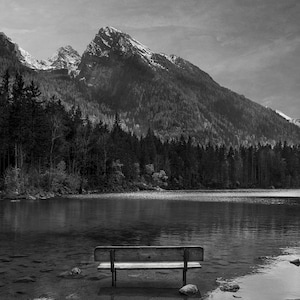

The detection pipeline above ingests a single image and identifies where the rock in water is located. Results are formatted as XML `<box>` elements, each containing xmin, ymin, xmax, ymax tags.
<box><xmin>71</xmin><ymin>267</ymin><xmax>82</xmax><ymax>275</ymax></box>
<box><xmin>58</xmin><ymin>267</ymin><xmax>83</xmax><ymax>279</ymax></box>
<box><xmin>290</xmin><ymin>258</ymin><xmax>300</xmax><ymax>266</ymax></box>
<box><xmin>179</xmin><ymin>284</ymin><xmax>199</xmax><ymax>296</ymax></box>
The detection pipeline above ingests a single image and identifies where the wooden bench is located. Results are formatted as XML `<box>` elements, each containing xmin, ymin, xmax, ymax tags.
<box><xmin>94</xmin><ymin>245</ymin><xmax>204</xmax><ymax>286</ymax></box>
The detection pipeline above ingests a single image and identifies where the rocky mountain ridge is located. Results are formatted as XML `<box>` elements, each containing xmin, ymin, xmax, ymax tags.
<box><xmin>20</xmin><ymin>45</ymin><xmax>80</xmax><ymax>75</ymax></box>
<box><xmin>1</xmin><ymin>27</ymin><xmax>300</xmax><ymax>145</ymax></box>
<box><xmin>0</xmin><ymin>32</ymin><xmax>80</xmax><ymax>75</ymax></box>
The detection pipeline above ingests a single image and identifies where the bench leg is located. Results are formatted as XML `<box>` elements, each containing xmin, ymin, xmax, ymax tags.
<box><xmin>112</xmin><ymin>270</ymin><xmax>117</xmax><ymax>287</ymax></box>
<box><xmin>112</xmin><ymin>270</ymin><xmax>115</xmax><ymax>287</ymax></box>
<box><xmin>183</xmin><ymin>269</ymin><xmax>187</xmax><ymax>286</ymax></box>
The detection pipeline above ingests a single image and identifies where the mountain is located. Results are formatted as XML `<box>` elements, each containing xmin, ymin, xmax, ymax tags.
<box><xmin>0</xmin><ymin>32</ymin><xmax>98</xmax><ymax>120</ymax></box>
<box><xmin>1</xmin><ymin>27</ymin><xmax>300</xmax><ymax>145</ymax></box>
<box><xmin>0</xmin><ymin>33</ymin><xmax>80</xmax><ymax>75</ymax></box>
<box><xmin>20</xmin><ymin>45</ymin><xmax>81</xmax><ymax>76</ymax></box>
<box><xmin>0</xmin><ymin>32</ymin><xmax>31</xmax><ymax>71</ymax></box>
<box><xmin>77</xmin><ymin>26</ymin><xmax>300</xmax><ymax>144</ymax></box>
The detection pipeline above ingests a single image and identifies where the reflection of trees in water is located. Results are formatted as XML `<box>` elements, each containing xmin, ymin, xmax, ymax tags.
<box><xmin>1</xmin><ymin>196</ymin><xmax>300</xmax><ymax>257</ymax></box>
<box><xmin>1</xmin><ymin>197</ymin><xmax>300</xmax><ymax>240</ymax></box>
<box><xmin>2</xmin><ymin>194</ymin><xmax>300</xmax><ymax>298</ymax></box>
<box><xmin>2</xmin><ymin>195</ymin><xmax>300</xmax><ymax>287</ymax></box>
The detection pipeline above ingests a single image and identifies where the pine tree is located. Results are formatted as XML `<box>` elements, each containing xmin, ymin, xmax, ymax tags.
<box><xmin>0</xmin><ymin>70</ymin><xmax>11</xmax><ymax>175</ymax></box>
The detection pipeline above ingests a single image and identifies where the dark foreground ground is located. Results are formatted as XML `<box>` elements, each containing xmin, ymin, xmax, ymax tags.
<box><xmin>1</xmin><ymin>250</ymin><xmax>300</xmax><ymax>300</ymax></box>
<box><xmin>0</xmin><ymin>254</ymin><xmax>205</xmax><ymax>300</ymax></box>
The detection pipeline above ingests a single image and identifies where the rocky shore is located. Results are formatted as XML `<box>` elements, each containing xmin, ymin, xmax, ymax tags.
<box><xmin>0</xmin><ymin>181</ymin><xmax>165</xmax><ymax>201</ymax></box>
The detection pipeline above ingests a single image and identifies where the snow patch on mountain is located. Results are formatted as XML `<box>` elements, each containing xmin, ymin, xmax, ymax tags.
<box><xmin>18</xmin><ymin>47</ymin><xmax>45</xmax><ymax>69</ymax></box>
<box><xmin>103</xmin><ymin>26</ymin><xmax>122</xmax><ymax>36</ymax></box>
<box><xmin>17</xmin><ymin>44</ymin><xmax>80</xmax><ymax>75</ymax></box>
<box><xmin>275</xmin><ymin>110</ymin><xmax>300</xmax><ymax>127</ymax></box>
<box><xmin>101</xmin><ymin>37</ymin><xmax>111</xmax><ymax>48</ymax></box>
<box><xmin>84</xmin><ymin>26</ymin><xmax>169</xmax><ymax>70</ymax></box>
<box><xmin>47</xmin><ymin>45</ymin><xmax>81</xmax><ymax>74</ymax></box>
<box><xmin>161</xmin><ymin>53</ymin><xmax>179</xmax><ymax>64</ymax></box>
<box><xmin>276</xmin><ymin>110</ymin><xmax>292</xmax><ymax>121</ymax></box>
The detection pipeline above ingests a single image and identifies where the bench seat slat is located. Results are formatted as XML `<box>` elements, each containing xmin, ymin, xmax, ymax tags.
<box><xmin>97</xmin><ymin>261</ymin><xmax>202</xmax><ymax>270</ymax></box>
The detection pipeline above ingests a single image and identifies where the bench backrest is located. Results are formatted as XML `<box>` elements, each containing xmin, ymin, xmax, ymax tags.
<box><xmin>94</xmin><ymin>246</ymin><xmax>204</xmax><ymax>262</ymax></box>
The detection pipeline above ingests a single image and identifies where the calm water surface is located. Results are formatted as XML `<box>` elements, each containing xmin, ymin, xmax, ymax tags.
<box><xmin>1</xmin><ymin>189</ymin><xmax>300</xmax><ymax>299</ymax></box>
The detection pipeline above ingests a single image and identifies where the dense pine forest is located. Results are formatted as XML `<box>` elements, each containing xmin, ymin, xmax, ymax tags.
<box><xmin>1</xmin><ymin>71</ymin><xmax>300</xmax><ymax>197</ymax></box>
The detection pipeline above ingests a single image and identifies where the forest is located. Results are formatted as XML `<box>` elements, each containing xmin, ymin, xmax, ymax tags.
<box><xmin>1</xmin><ymin>71</ymin><xmax>300</xmax><ymax>198</ymax></box>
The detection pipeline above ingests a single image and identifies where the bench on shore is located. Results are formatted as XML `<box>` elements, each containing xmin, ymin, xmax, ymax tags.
<box><xmin>94</xmin><ymin>245</ymin><xmax>204</xmax><ymax>286</ymax></box>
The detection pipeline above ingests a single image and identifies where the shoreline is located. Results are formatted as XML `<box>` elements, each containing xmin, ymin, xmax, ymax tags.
<box><xmin>0</xmin><ymin>180</ymin><xmax>167</xmax><ymax>201</ymax></box>
<box><xmin>2</xmin><ymin>186</ymin><xmax>300</xmax><ymax>202</ymax></box>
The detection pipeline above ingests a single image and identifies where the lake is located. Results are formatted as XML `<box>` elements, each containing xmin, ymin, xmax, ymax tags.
<box><xmin>0</xmin><ymin>189</ymin><xmax>300</xmax><ymax>299</ymax></box>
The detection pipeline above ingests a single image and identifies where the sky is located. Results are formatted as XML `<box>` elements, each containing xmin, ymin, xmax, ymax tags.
<box><xmin>0</xmin><ymin>0</ymin><xmax>299</xmax><ymax>118</ymax></box>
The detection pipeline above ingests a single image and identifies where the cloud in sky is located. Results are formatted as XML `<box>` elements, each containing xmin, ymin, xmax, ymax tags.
<box><xmin>0</xmin><ymin>0</ymin><xmax>299</xmax><ymax>117</ymax></box>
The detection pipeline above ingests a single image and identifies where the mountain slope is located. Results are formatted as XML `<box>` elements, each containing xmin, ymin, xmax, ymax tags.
<box><xmin>1</xmin><ymin>28</ymin><xmax>300</xmax><ymax>145</ymax></box>
<box><xmin>0</xmin><ymin>32</ymin><xmax>32</xmax><ymax>72</ymax></box>
<box><xmin>77</xmin><ymin>26</ymin><xmax>300</xmax><ymax>145</ymax></box>
<box><xmin>0</xmin><ymin>33</ymin><xmax>80</xmax><ymax>74</ymax></box>
<box><xmin>0</xmin><ymin>33</ymin><xmax>105</xmax><ymax>122</ymax></box>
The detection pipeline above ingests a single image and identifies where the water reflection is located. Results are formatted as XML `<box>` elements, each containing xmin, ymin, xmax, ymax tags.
<box><xmin>0</xmin><ymin>190</ymin><xmax>300</xmax><ymax>298</ymax></box>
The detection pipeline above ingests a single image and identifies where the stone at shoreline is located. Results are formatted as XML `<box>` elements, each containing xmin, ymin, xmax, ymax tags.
<box><xmin>216</xmin><ymin>278</ymin><xmax>240</xmax><ymax>293</ymax></box>
<box><xmin>179</xmin><ymin>284</ymin><xmax>200</xmax><ymax>296</ymax></box>
<box><xmin>219</xmin><ymin>283</ymin><xmax>240</xmax><ymax>292</ymax></box>
<box><xmin>290</xmin><ymin>258</ymin><xmax>300</xmax><ymax>266</ymax></box>
<box><xmin>30</xmin><ymin>191</ymin><xmax>55</xmax><ymax>200</ymax></box>
<box><xmin>71</xmin><ymin>267</ymin><xmax>82</xmax><ymax>275</ymax></box>
<box><xmin>27</xmin><ymin>195</ymin><xmax>36</xmax><ymax>200</ymax></box>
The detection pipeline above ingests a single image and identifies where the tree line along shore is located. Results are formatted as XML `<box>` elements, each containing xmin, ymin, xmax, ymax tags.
<box><xmin>1</xmin><ymin>71</ymin><xmax>300</xmax><ymax>199</ymax></box>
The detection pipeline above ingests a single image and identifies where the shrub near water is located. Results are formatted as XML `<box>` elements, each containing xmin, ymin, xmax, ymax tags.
<box><xmin>43</xmin><ymin>161</ymin><xmax>82</xmax><ymax>194</ymax></box>
<box><xmin>3</xmin><ymin>161</ymin><xmax>82</xmax><ymax>197</ymax></box>
<box><xmin>4</xmin><ymin>167</ymin><xmax>27</xmax><ymax>195</ymax></box>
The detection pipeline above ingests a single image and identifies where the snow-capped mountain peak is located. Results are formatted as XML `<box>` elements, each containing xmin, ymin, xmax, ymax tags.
<box><xmin>102</xmin><ymin>26</ymin><xmax>122</xmax><ymax>36</ymax></box>
<box><xmin>46</xmin><ymin>45</ymin><xmax>81</xmax><ymax>73</ymax></box>
<box><xmin>84</xmin><ymin>26</ymin><xmax>168</xmax><ymax>70</ymax></box>
<box><xmin>16</xmin><ymin>43</ymin><xmax>80</xmax><ymax>75</ymax></box>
